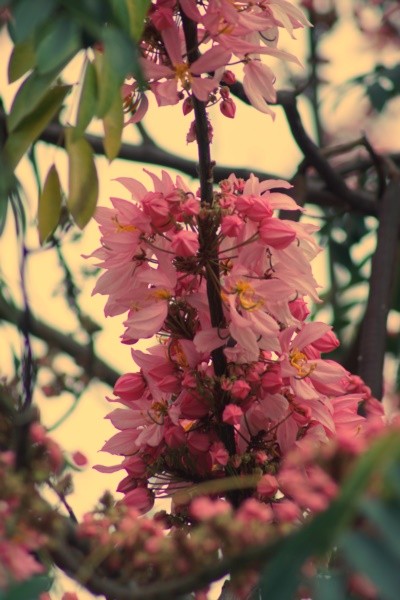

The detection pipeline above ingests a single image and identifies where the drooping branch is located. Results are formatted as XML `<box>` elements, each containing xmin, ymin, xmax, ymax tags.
<box><xmin>357</xmin><ymin>176</ymin><xmax>400</xmax><ymax>399</ymax></box>
<box><xmin>0</xmin><ymin>293</ymin><xmax>119</xmax><ymax>388</ymax></box>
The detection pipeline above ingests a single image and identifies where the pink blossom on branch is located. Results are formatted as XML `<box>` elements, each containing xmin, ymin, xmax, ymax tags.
<box><xmin>88</xmin><ymin>166</ymin><xmax>384</xmax><ymax>517</ymax></box>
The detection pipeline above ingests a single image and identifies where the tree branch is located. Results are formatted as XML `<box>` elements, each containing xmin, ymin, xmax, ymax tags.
<box><xmin>0</xmin><ymin>111</ymin><xmax>383</xmax><ymax>215</ymax></box>
<box><xmin>0</xmin><ymin>293</ymin><xmax>119</xmax><ymax>388</ymax></box>
<box><xmin>180</xmin><ymin>12</ymin><xmax>237</xmax><ymax>474</ymax></box>
<box><xmin>357</xmin><ymin>176</ymin><xmax>400</xmax><ymax>399</ymax></box>
<box><xmin>230</xmin><ymin>84</ymin><xmax>378</xmax><ymax>216</ymax></box>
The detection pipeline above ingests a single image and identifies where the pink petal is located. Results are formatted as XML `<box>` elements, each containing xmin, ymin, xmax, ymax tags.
<box><xmin>191</xmin><ymin>46</ymin><xmax>232</xmax><ymax>75</ymax></box>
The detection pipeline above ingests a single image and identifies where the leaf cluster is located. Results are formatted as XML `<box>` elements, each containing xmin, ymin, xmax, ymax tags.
<box><xmin>0</xmin><ymin>0</ymin><xmax>150</xmax><ymax>239</ymax></box>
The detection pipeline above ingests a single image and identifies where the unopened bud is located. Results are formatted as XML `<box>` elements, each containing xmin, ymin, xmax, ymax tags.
<box><xmin>220</xmin><ymin>98</ymin><xmax>236</xmax><ymax>119</ymax></box>
<box><xmin>182</xmin><ymin>97</ymin><xmax>193</xmax><ymax>115</ymax></box>
<box><xmin>222</xmin><ymin>70</ymin><xmax>236</xmax><ymax>85</ymax></box>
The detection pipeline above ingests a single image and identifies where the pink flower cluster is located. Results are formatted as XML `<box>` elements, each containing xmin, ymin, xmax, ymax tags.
<box><xmin>123</xmin><ymin>0</ymin><xmax>310</xmax><ymax>125</ymax></box>
<box><xmin>89</xmin><ymin>169</ymin><xmax>383</xmax><ymax>515</ymax></box>
<box><xmin>0</xmin><ymin>452</ymin><xmax>47</xmax><ymax>589</ymax></box>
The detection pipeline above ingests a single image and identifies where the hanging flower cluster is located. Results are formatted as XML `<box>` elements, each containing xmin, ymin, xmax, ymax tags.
<box><xmin>0</xmin><ymin>419</ymin><xmax>66</xmax><ymax>590</ymax></box>
<box><xmin>89</xmin><ymin>169</ymin><xmax>384</xmax><ymax>515</ymax></box>
<box><xmin>123</xmin><ymin>0</ymin><xmax>310</xmax><ymax>124</ymax></box>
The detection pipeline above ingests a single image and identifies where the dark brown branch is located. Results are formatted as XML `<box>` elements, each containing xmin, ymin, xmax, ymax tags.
<box><xmin>278</xmin><ymin>92</ymin><xmax>378</xmax><ymax>215</ymax></box>
<box><xmin>180</xmin><ymin>12</ymin><xmax>238</xmax><ymax>468</ymax></box>
<box><xmin>357</xmin><ymin>176</ymin><xmax>400</xmax><ymax>399</ymax></box>
<box><xmin>181</xmin><ymin>12</ymin><xmax>227</xmax><ymax>378</ymax></box>
<box><xmin>0</xmin><ymin>111</ymin><xmax>382</xmax><ymax>214</ymax></box>
<box><xmin>0</xmin><ymin>294</ymin><xmax>119</xmax><ymax>388</ymax></box>
<box><xmin>230</xmin><ymin>84</ymin><xmax>378</xmax><ymax>216</ymax></box>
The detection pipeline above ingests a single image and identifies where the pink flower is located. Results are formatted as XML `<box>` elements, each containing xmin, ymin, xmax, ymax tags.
<box><xmin>122</xmin><ymin>485</ymin><xmax>155</xmax><ymax>513</ymax></box>
<box><xmin>222</xmin><ymin>404</ymin><xmax>243</xmax><ymax>425</ymax></box>
<box><xmin>221</xmin><ymin>214</ymin><xmax>244</xmax><ymax>237</ymax></box>
<box><xmin>113</xmin><ymin>373</ymin><xmax>146</xmax><ymax>403</ymax></box>
<box><xmin>142</xmin><ymin>24</ymin><xmax>231</xmax><ymax>104</ymax></box>
<box><xmin>209</xmin><ymin>441</ymin><xmax>229</xmax><ymax>466</ymax></box>
<box><xmin>259</xmin><ymin>218</ymin><xmax>297</xmax><ymax>249</ymax></box>
<box><xmin>257</xmin><ymin>474</ymin><xmax>279</xmax><ymax>497</ymax></box>
<box><xmin>171</xmin><ymin>230</ymin><xmax>199</xmax><ymax>256</ymax></box>
<box><xmin>243</xmin><ymin>61</ymin><xmax>277</xmax><ymax>118</ymax></box>
<box><xmin>272</xmin><ymin>500</ymin><xmax>301</xmax><ymax>522</ymax></box>
<box><xmin>190</xmin><ymin>497</ymin><xmax>231</xmax><ymax>521</ymax></box>
<box><xmin>237</xmin><ymin>498</ymin><xmax>273</xmax><ymax>523</ymax></box>
<box><xmin>231</xmin><ymin>379</ymin><xmax>251</xmax><ymax>400</ymax></box>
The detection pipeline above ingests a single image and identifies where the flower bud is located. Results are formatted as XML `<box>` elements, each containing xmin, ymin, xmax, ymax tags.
<box><xmin>182</xmin><ymin>96</ymin><xmax>193</xmax><ymax>115</ymax></box>
<box><xmin>222</xmin><ymin>70</ymin><xmax>236</xmax><ymax>85</ymax></box>
<box><xmin>220</xmin><ymin>98</ymin><xmax>236</xmax><ymax>119</ymax></box>
<box><xmin>259</xmin><ymin>217</ymin><xmax>296</xmax><ymax>249</ymax></box>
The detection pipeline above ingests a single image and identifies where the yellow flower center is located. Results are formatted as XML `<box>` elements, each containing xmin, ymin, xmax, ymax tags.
<box><xmin>112</xmin><ymin>215</ymin><xmax>137</xmax><ymax>233</ymax></box>
<box><xmin>174</xmin><ymin>62</ymin><xmax>192</xmax><ymax>89</ymax></box>
<box><xmin>151</xmin><ymin>400</ymin><xmax>168</xmax><ymax>417</ymax></box>
<box><xmin>151</xmin><ymin>288</ymin><xmax>171</xmax><ymax>301</ymax></box>
<box><xmin>170</xmin><ymin>340</ymin><xmax>188</xmax><ymax>368</ymax></box>
<box><xmin>235</xmin><ymin>280</ymin><xmax>263</xmax><ymax>311</ymax></box>
<box><xmin>289</xmin><ymin>348</ymin><xmax>316</xmax><ymax>379</ymax></box>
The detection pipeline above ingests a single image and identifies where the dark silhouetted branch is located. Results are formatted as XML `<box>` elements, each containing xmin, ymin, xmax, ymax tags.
<box><xmin>0</xmin><ymin>294</ymin><xmax>119</xmax><ymax>388</ymax></box>
<box><xmin>357</xmin><ymin>176</ymin><xmax>400</xmax><ymax>399</ymax></box>
<box><xmin>230</xmin><ymin>84</ymin><xmax>378</xmax><ymax>216</ymax></box>
<box><xmin>0</xmin><ymin>111</ymin><xmax>382</xmax><ymax>214</ymax></box>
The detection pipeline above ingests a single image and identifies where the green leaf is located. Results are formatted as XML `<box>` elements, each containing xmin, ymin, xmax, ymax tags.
<box><xmin>8</xmin><ymin>69</ymin><xmax>63</xmax><ymax>132</ymax></box>
<box><xmin>341</xmin><ymin>532</ymin><xmax>400</xmax><ymax>600</ymax></box>
<box><xmin>66</xmin><ymin>129</ymin><xmax>98</xmax><ymax>229</ymax></box>
<box><xmin>3</xmin><ymin>85</ymin><xmax>71</xmax><ymax>169</ymax></box>
<box><xmin>360</xmin><ymin>499</ymin><xmax>400</xmax><ymax>562</ymax></box>
<box><xmin>8</xmin><ymin>39</ymin><xmax>36</xmax><ymax>83</ymax></box>
<box><xmin>38</xmin><ymin>164</ymin><xmax>62</xmax><ymax>244</ymax></box>
<box><xmin>102</xmin><ymin>91</ymin><xmax>124</xmax><ymax>161</ymax></box>
<box><xmin>35</xmin><ymin>16</ymin><xmax>81</xmax><ymax>75</ymax></box>
<box><xmin>367</xmin><ymin>82</ymin><xmax>389</xmax><ymax>113</ymax></box>
<box><xmin>11</xmin><ymin>0</ymin><xmax>57</xmax><ymax>43</ymax></box>
<box><xmin>96</xmin><ymin>27</ymin><xmax>138</xmax><ymax>117</ymax></box>
<box><xmin>0</xmin><ymin>574</ymin><xmax>53</xmax><ymax>600</ymax></box>
<box><xmin>125</xmin><ymin>0</ymin><xmax>151</xmax><ymax>41</ymax></box>
<box><xmin>109</xmin><ymin>0</ymin><xmax>130</xmax><ymax>33</ymax></box>
<box><xmin>0</xmin><ymin>196</ymin><xmax>8</xmax><ymax>236</ymax></box>
<box><xmin>73</xmin><ymin>59</ymin><xmax>97</xmax><ymax>139</ymax></box>
<box><xmin>313</xmin><ymin>571</ymin><xmax>347</xmax><ymax>600</ymax></box>
<box><xmin>9</xmin><ymin>189</ymin><xmax>26</xmax><ymax>236</ymax></box>
<box><xmin>260</xmin><ymin>432</ymin><xmax>400</xmax><ymax>600</ymax></box>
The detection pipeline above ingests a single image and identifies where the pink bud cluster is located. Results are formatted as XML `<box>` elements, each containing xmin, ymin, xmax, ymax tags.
<box><xmin>122</xmin><ymin>0</ymin><xmax>310</xmax><ymax>127</ymax></box>
<box><xmin>89</xmin><ymin>169</ymin><xmax>384</xmax><ymax>515</ymax></box>
<box><xmin>0</xmin><ymin>451</ymin><xmax>47</xmax><ymax>588</ymax></box>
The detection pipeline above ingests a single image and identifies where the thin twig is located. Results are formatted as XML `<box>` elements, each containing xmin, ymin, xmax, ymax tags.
<box><xmin>0</xmin><ymin>293</ymin><xmax>119</xmax><ymax>388</ymax></box>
